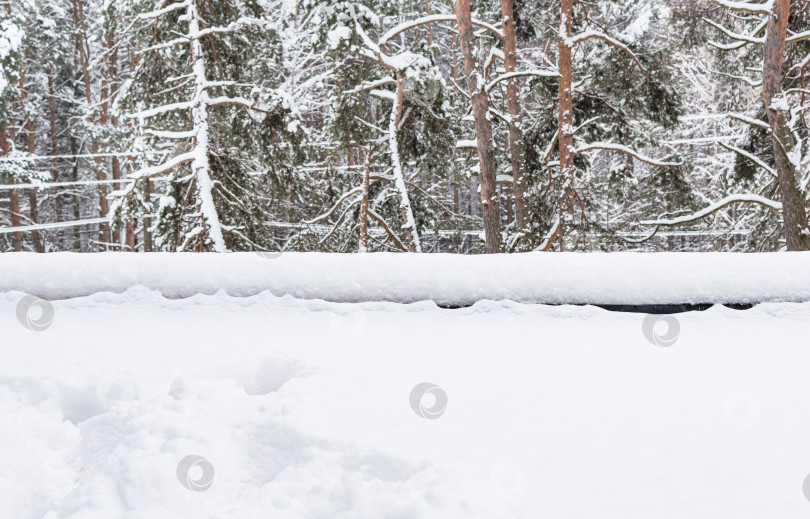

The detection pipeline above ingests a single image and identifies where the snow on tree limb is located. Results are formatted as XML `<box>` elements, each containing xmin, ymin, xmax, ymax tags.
<box><xmin>206</xmin><ymin>96</ymin><xmax>269</xmax><ymax>113</ymax></box>
<box><xmin>128</xmin><ymin>151</ymin><xmax>197</xmax><ymax>182</ymax></box>
<box><xmin>718</xmin><ymin>142</ymin><xmax>777</xmax><ymax>177</ymax></box>
<box><xmin>455</xmin><ymin>139</ymin><xmax>477</xmax><ymax>149</ymax></box>
<box><xmin>704</xmin><ymin>18</ymin><xmax>766</xmax><ymax>47</ymax></box>
<box><xmin>145</xmin><ymin>129</ymin><xmax>198</xmax><ymax>139</ymax></box>
<box><xmin>567</xmin><ymin>30</ymin><xmax>648</xmax><ymax>82</ymax></box>
<box><xmin>640</xmin><ymin>194</ymin><xmax>782</xmax><ymax>226</ymax></box>
<box><xmin>196</xmin><ymin>17</ymin><xmax>263</xmax><ymax>38</ymax></box>
<box><xmin>786</xmin><ymin>31</ymin><xmax>810</xmax><ymax>44</ymax></box>
<box><xmin>0</xmin><ymin>216</ymin><xmax>114</xmax><ymax>235</ymax></box>
<box><xmin>535</xmin><ymin>217</ymin><xmax>560</xmax><ymax>252</ymax></box>
<box><xmin>345</xmin><ymin>78</ymin><xmax>397</xmax><ymax>95</ymax></box>
<box><xmin>138</xmin><ymin>1</ymin><xmax>191</xmax><ymax>20</ymax></box>
<box><xmin>127</xmin><ymin>101</ymin><xmax>193</xmax><ymax>120</ymax></box>
<box><xmin>727</xmin><ymin>112</ymin><xmax>771</xmax><ymax>131</ymax></box>
<box><xmin>137</xmin><ymin>36</ymin><xmax>190</xmax><ymax>55</ymax></box>
<box><xmin>709</xmin><ymin>0</ymin><xmax>774</xmax><ymax>15</ymax></box>
<box><xmin>378</xmin><ymin>14</ymin><xmax>503</xmax><ymax>46</ymax></box>
<box><xmin>708</xmin><ymin>39</ymin><xmax>749</xmax><ymax>51</ymax></box>
<box><xmin>788</xmin><ymin>52</ymin><xmax>810</xmax><ymax>73</ymax></box>
<box><xmin>573</xmin><ymin>143</ymin><xmax>681</xmax><ymax>167</ymax></box>
<box><xmin>109</xmin><ymin>151</ymin><xmax>197</xmax><ymax>214</ymax></box>
<box><xmin>369</xmin><ymin>89</ymin><xmax>397</xmax><ymax>102</ymax></box>
<box><xmin>484</xmin><ymin>70</ymin><xmax>559</xmax><ymax>93</ymax></box>
<box><xmin>317</xmin><ymin>197</ymin><xmax>363</xmax><ymax>245</ymax></box>
<box><xmin>304</xmin><ymin>187</ymin><xmax>364</xmax><ymax>225</ymax></box>
<box><xmin>711</xmin><ymin>69</ymin><xmax>761</xmax><ymax>87</ymax></box>
<box><xmin>726</xmin><ymin>113</ymin><xmax>790</xmax><ymax>160</ymax></box>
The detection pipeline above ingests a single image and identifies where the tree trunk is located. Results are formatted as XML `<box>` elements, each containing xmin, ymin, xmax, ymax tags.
<box><xmin>69</xmin><ymin>136</ymin><xmax>82</xmax><ymax>251</ymax></box>
<box><xmin>454</xmin><ymin>0</ymin><xmax>501</xmax><ymax>253</ymax></box>
<box><xmin>25</xmin><ymin>118</ymin><xmax>44</xmax><ymax>252</ymax></box>
<box><xmin>125</xmin><ymin>219</ymin><xmax>135</xmax><ymax>251</ymax></box>
<box><xmin>359</xmin><ymin>148</ymin><xmax>371</xmax><ymax>252</ymax></box>
<box><xmin>762</xmin><ymin>0</ymin><xmax>810</xmax><ymax>250</ymax></box>
<box><xmin>144</xmin><ymin>179</ymin><xmax>153</xmax><ymax>252</ymax></box>
<box><xmin>390</xmin><ymin>72</ymin><xmax>422</xmax><ymax>252</ymax></box>
<box><xmin>557</xmin><ymin>0</ymin><xmax>576</xmax><ymax>251</ymax></box>
<box><xmin>19</xmin><ymin>53</ymin><xmax>44</xmax><ymax>252</ymax></box>
<box><xmin>499</xmin><ymin>0</ymin><xmax>529</xmax><ymax>244</ymax></box>
<box><xmin>47</xmin><ymin>69</ymin><xmax>63</xmax><ymax>228</ymax></box>
<box><xmin>72</xmin><ymin>0</ymin><xmax>111</xmax><ymax>248</ymax></box>
<box><xmin>1</xmin><ymin>131</ymin><xmax>22</xmax><ymax>251</ymax></box>
<box><xmin>103</xmin><ymin>28</ymin><xmax>120</xmax><ymax>247</ymax></box>
<box><xmin>188</xmin><ymin>0</ymin><xmax>228</xmax><ymax>252</ymax></box>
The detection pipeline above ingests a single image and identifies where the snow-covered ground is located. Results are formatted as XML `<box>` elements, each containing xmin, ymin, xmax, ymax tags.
<box><xmin>3</xmin><ymin>285</ymin><xmax>810</xmax><ymax>518</ymax></box>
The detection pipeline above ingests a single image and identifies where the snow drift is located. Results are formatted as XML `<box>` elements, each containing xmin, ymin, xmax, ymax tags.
<box><xmin>1</xmin><ymin>251</ymin><xmax>810</xmax><ymax>304</ymax></box>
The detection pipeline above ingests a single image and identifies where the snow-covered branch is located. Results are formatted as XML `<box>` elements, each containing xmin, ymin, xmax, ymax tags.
<box><xmin>197</xmin><ymin>17</ymin><xmax>261</xmax><ymax>37</ymax></box>
<box><xmin>206</xmin><ymin>96</ymin><xmax>270</xmax><ymax>113</ymax></box>
<box><xmin>378</xmin><ymin>14</ymin><xmax>503</xmax><ymax>46</ymax></box>
<box><xmin>573</xmin><ymin>143</ymin><xmax>681</xmax><ymax>167</ymax></box>
<box><xmin>709</xmin><ymin>0</ymin><xmax>774</xmax><ymax>15</ymax></box>
<box><xmin>138</xmin><ymin>1</ymin><xmax>191</xmax><ymax>20</ymax></box>
<box><xmin>718</xmin><ymin>142</ymin><xmax>776</xmax><ymax>177</ymax></box>
<box><xmin>727</xmin><ymin>113</ymin><xmax>771</xmax><ymax>131</ymax></box>
<box><xmin>704</xmin><ymin>18</ymin><xmax>766</xmax><ymax>48</ymax></box>
<box><xmin>127</xmin><ymin>152</ymin><xmax>197</xmax><ymax>183</ymax></box>
<box><xmin>640</xmin><ymin>194</ymin><xmax>781</xmax><ymax>226</ymax></box>
<box><xmin>345</xmin><ymin>78</ymin><xmax>397</xmax><ymax>95</ymax></box>
<box><xmin>137</xmin><ymin>36</ymin><xmax>190</xmax><ymax>55</ymax></box>
<box><xmin>786</xmin><ymin>30</ymin><xmax>810</xmax><ymax>44</ymax></box>
<box><xmin>567</xmin><ymin>31</ymin><xmax>648</xmax><ymax>81</ymax></box>
<box><xmin>145</xmin><ymin>129</ymin><xmax>198</xmax><ymax>139</ymax></box>
<box><xmin>305</xmin><ymin>187</ymin><xmax>364</xmax><ymax>225</ymax></box>
<box><xmin>484</xmin><ymin>70</ymin><xmax>559</xmax><ymax>93</ymax></box>
<box><xmin>127</xmin><ymin>101</ymin><xmax>193</xmax><ymax>120</ymax></box>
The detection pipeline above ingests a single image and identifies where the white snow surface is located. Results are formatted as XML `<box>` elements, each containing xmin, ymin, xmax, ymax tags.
<box><xmin>2</xmin><ymin>252</ymin><xmax>810</xmax><ymax>304</ymax></box>
<box><xmin>2</xmin><ymin>288</ymin><xmax>810</xmax><ymax>518</ymax></box>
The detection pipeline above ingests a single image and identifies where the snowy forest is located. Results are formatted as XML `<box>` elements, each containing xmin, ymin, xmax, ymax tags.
<box><xmin>1</xmin><ymin>0</ymin><xmax>809</xmax><ymax>254</ymax></box>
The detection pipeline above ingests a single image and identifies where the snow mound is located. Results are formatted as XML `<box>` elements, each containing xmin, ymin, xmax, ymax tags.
<box><xmin>2</xmin><ymin>251</ymin><xmax>810</xmax><ymax>304</ymax></box>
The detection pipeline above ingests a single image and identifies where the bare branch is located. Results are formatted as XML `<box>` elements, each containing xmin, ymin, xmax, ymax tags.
<box><xmin>368</xmin><ymin>208</ymin><xmax>408</xmax><ymax>251</ymax></box>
